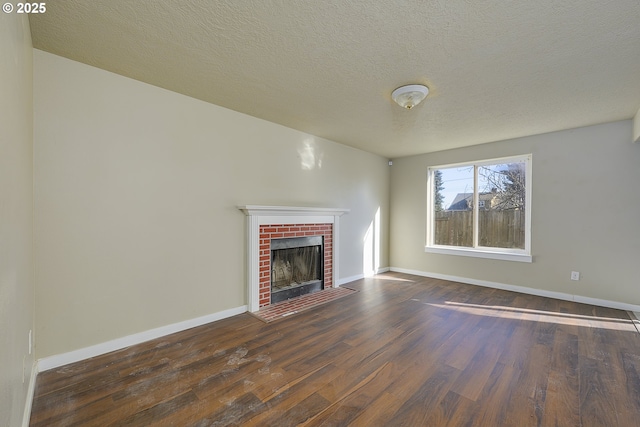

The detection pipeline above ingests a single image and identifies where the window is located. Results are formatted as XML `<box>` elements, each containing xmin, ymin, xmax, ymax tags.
<box><xmin>427</xmin><ymin>155</ymin><xmax>532</xmax><ymax>262</ymax></box>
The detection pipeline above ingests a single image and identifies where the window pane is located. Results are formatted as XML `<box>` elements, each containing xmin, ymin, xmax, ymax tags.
<box><xmin>477</xmin><ymin>161</ymin><xmax>526</xmax><ymax>249</ymax></box>
<box><xmin>433</xmin><ymin>166</ymin><xmax>474</xmax><ymax>247</ymax></box>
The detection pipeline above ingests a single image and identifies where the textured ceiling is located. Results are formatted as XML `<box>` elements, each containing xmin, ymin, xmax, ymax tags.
<box><xmin>29</xmin><ymin>0</ymin><xmax>640</xmax><ymax>158</ymax></box>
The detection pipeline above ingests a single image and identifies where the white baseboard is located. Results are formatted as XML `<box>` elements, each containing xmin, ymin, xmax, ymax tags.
<box><xmin>336</xmin><ymin>268</ymin><xmax>390</xmax><ymax>287</ymax></box>
<box><xmin>337</xmin><ymin>273</ymin><xmax>364</xmax><ymax>286</ymax></box>
<box><xmin>22</xmin><ymin>361</ymin><xmax>38</xmax><ymax>427</ymax></box>
<box><xmin>37</xmin><ymin>305</ymin><xmax>247</xmax><ymax>372</ymax></box>
<box><xmin>390</xmin><ymin>267</ymin><xmax>640</xmax><ymax>313</ymax></box>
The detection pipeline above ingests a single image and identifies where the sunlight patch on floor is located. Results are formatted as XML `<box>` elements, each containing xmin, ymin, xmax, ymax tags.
<box><xmin>425</xmin><ymin>301</ymin><xmax>637</xmax><ymax>332</ymax></box>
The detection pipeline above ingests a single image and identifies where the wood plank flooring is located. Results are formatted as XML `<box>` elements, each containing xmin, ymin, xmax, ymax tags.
<box><xmin>30</xmin><ymin>272</ymin><xmax>640</xmax><ymax>426</ymax></box>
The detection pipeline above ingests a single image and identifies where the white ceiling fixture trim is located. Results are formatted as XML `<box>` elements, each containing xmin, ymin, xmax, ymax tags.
<box><xmin>391</xmin><ymin>84</ymin><xmax>429</xmax><ymax>109</ymax></box>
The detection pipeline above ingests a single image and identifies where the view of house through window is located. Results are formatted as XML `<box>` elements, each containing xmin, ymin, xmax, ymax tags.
<box><xmin>428</xmin><ymin>155</ymin><xmax>530</xmax><ymax>255</ymax></box>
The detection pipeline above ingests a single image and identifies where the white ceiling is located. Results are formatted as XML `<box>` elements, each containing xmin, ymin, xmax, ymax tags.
<box><xmin>29</xmin><ymin>0</ymin><xmax>640</xmax><ymax>158</ymax></box>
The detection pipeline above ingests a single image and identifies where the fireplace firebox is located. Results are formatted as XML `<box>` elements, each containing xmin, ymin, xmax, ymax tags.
<box><xmin>270</xmin><ymin>236</ymin><xmax>323</xmax><ymax>303</ymax></box>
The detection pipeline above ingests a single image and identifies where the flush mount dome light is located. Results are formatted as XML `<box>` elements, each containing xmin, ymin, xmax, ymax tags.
<box><xmin>391</xmin><ymin>84</ymin><xmax>429</xmax><ymax>109</ymax></box>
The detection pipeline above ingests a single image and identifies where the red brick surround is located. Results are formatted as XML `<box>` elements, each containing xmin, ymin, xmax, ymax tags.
<box><xmin>259</xmin><ymin>223</ymin><xmax>333</xmax><ymax>308</ymax></box>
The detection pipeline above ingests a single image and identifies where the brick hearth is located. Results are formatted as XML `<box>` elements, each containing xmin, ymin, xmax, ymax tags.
<box><xmin>253</xmin><ymin>286</ymin><xmax>356</xmax><ymax>322</ymax></box>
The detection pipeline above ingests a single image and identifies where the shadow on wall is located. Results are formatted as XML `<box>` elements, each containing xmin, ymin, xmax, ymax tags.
<box><xmin>363</xmin><ymin>207</ymin><xmax>381</xmax><ymax>277</ymax></box>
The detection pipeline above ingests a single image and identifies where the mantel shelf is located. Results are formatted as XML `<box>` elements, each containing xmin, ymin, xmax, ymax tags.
<box><xmin>238</xmin><ymin>205</ymin><xmax>349</xmax><ymax>217</ymax></box>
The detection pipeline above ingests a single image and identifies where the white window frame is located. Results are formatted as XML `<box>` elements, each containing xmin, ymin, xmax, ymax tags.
<box><xmin>426</xmin><ymin>154</ymin><xmax>532</xmax><ymax>263</ymax></box>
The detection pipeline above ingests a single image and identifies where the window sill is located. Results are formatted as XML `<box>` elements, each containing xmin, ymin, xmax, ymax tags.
<box><xmin>425</xmin><ymin>246</ymin><xmax>532</xmax><ymax>263</ymax></box>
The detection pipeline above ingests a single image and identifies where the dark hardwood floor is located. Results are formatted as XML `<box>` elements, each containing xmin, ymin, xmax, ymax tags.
<box><xmin>30</xmin><ymin>272</ymin><xmax>640</xmax><ymax>426</ymax></box>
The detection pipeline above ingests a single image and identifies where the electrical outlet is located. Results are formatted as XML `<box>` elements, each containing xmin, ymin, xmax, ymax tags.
<box><xmin>571</xmin><ymin>271</ymin><xmax>580</xmax><ymax>281</ymax></box>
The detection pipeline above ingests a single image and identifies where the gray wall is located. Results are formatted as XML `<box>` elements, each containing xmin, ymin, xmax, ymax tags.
<box><xmin>390</xmin><ymin>120</ymin><xmax>640</xmax><ymax>306</ymax></box>
<box><xmin>0</xmin><ymin>13</ymin><xmax>35</xmax><ymax>427</ymax></box>
<box><xmin>34</xmin><ymin>50</ymin><xmax>390</xmax><ymax>359</ymax></box>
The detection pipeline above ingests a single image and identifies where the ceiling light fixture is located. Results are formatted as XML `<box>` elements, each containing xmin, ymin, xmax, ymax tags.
<box><xmin>391</xmin><ymin>84</ymin><xmax>429</xmax><ymax>109</ymax></box>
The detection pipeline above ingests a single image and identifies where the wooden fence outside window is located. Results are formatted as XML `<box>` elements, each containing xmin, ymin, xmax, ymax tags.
<box><xmin>434</xmin><ymin>210</ymin><xmax>525</xmax><ymax>249</ymax></box>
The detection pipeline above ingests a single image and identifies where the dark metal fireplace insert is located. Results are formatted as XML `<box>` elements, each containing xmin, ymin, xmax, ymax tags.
<box><xmin>270</xmin><ymin>236</ymin><xmax>323</xmax><ymax>304</ymax></box>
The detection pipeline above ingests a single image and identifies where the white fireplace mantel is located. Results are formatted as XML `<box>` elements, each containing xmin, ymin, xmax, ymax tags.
<box><xmin>238</xmin><ymin>205</ymin><xmax>349</xmax><ymax>312</ymax></box>
<box><xmin>238</xmin><ymin>205</ymin><xmax>349</xmax><ymax>218</ymax></box>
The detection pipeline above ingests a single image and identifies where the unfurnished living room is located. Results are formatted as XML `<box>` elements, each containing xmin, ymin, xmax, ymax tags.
<box><xmin>2</xmin><ymin>1</ymin><xmax>640</xmax><ymax>426</ymax></box>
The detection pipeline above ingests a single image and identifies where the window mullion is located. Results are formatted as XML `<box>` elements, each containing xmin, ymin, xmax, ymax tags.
<box><xmin>473</xmin><ymin>165</ymin><xmax>479</xmax><ymax>248</ymax></box>
<box><xmin>427</xmin><ymin>170</ymin><xmax>433</xmax><ymax>246</ymax></box>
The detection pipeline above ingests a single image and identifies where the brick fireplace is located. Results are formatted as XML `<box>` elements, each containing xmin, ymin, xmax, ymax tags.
<box><xmin>238</xmin><ymin>206</ymin><xmax>349</xmax><ymax>312</ymax></box>
<box><xmin>260</xmin><ymin>223</ymin><xmax>332</xmax><ymax>307</ymax></box>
